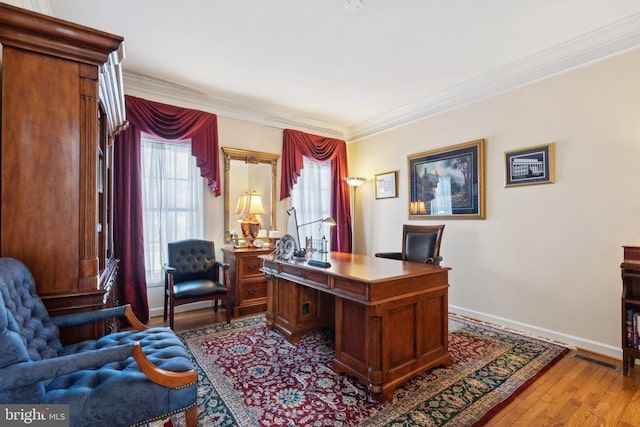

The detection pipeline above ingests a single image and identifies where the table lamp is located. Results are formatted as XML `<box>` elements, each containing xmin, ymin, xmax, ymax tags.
<box><xmin>235</xmin><ymin>191</ymin><xmax>265</xmax><ymax>241</ymax></box>
<box><xmin>410</xmin><ymin>200</ymin><xmax>427</xmax><ymax>215</ymax></box>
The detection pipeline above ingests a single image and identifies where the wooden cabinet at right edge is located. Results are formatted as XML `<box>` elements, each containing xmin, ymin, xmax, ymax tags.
<box><xmin>0</xmin><ymin>4</ymin><xmax>127</xmax><ymax>343</ymax></box>
<box><xmin>621</xmin><ymin>246</ymin><xmax>640</xmax><ymax>375</ymax></box>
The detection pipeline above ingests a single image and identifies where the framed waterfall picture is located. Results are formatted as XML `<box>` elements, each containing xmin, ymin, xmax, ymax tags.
<box><xmin>504</xmin><ymin>143</ymin><xmax>555</xmax><ymax>187</ymax></box>
<box><xmin>408</xmin><ymin>139</ymin><xmax>485</xmax><ymax>219</ymax></box>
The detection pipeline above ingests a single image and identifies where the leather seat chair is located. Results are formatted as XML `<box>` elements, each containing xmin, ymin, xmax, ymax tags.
<box><xmin>164</xmin><ymin>239</ymin><xmax>231</xmax><ymax>329</ymax></box>
<box><xmin>0</xmin><ymin>257</ymin><xmax>197</xmax><ymax>427</ymax></box>
<box><xmin>375</xmin><ymin>224</ymin><xmax>445</xmax><ymax>265</ymax></box>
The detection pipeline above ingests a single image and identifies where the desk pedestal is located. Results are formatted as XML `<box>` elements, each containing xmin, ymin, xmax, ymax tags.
<box><xmin>263</xmin><ymin>253</ymin><xmax>451</xmax><ymax>401</ymax></box>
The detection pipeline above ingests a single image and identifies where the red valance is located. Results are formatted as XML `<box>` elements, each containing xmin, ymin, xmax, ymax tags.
<box><xmin>281</xmin><ymin>129</ymin><xmax>352</xmax><ymax>253</ymax></box>
<box><xmin>113</xmin><ymin>96</ymin><xmax>221</xmax><ymax>321</ymax></box>
<box><xmin>125</xmin><ymin>95</ymin><xmax>221</xmax><ymax>195</ymax></box>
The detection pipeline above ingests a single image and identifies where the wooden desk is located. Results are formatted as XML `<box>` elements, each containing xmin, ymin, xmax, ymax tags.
<box><xmin>261</xmin><ymin>252</ymin><xmax>452</xmax><ymax>401</ymax></box>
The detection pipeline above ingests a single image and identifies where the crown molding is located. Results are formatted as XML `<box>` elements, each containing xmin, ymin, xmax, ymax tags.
<box><xmin>15</xmin><ymin>0</ymin><xmax>52</xmax><ymax>15</ymax></box>
<box><xmin>346</xmin><ymin>12</ymin><xmax>640</xmax><ymax>141</ymax></box>
<box><xmin>123</xmin><ymin>72</ymin><xmax>347</xmax><ymax>139</ymax></box>
<box><xmin>125</xmin><ymin>11</ymin><xmax>640</xmax><ymax>143</ymax></box>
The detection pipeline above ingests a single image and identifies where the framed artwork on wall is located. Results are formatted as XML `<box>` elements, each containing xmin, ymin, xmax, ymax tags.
<box><xmin>375</xmin><ymin>171</ymin><xmax>398</xmax><ymax>199</ymax></box>
<box><xmin>504</xmin><ymin>143</ymin><xmax>555</xmax><ymax>187</ymax></box>
<box><xmin>408</xmin><ymin>139</ymin><xmax>485</xmax><ymax>219</ymax></box>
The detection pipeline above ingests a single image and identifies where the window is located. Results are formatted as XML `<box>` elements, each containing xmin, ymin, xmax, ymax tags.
<box><xmin>290</xmin><ymin>157</ymin><xmax>331</xmax><ymax>249</ymax></box>
<box><xmin>141</xmin><ymin>134</ymin><xmax>203</xmax><ymax>286</ymax></box>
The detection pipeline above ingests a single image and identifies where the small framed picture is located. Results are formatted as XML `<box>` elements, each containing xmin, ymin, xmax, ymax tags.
<box><xmin>504</xmin><ymin>143</ymin><xmax>555</xmax><ymax>187</ymax></box>
<box><xmin>375</xmin><ymin>171</ymin><xmax>398</xmax><ymax>199</ymax></box>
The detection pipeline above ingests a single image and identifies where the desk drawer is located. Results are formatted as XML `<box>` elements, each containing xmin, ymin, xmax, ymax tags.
<box><xmin>238</xmin><ymin>278</ymin><xmax>267</xmax><ymax>303</ymax></box>
<box><xmin>239</xmin><ymin>256</ymin><xmax>264</xmax><ymax>278</ymax></box>
<box><xmin>334</xmin><ymin>278</ymin><xmax>368</xmax><ymax>300</ymax></box>
<box><xmin>281</xmin><ymin>264</ymin><xmax>329</xmax><ymax>288</ymax></box>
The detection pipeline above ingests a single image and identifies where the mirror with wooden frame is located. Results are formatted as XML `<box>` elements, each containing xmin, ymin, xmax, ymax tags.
<box><xmin>222</xmin><ymin>147</ymin><xmax>279</xmax><ymax>243</ymax></box>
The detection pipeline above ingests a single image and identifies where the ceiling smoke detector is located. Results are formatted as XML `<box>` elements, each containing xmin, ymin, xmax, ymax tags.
<box><xmin>345</xmin><ymin>0</ymin><xmax>363</xmax><ymax>12</ymax></box>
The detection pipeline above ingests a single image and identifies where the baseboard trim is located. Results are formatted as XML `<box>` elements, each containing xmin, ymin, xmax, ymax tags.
<box><xmin>149</xmin><ymin>302</ymin><xmax>622</xmax><ymax>359</ymax></box>
<box><xmin>449</xmin><ymin>305</ymin><xmax>622</xmax><ymax>360</ymax></box>
<box><xmin>148</xmin><ymin>301</ymin><xmax>214</xmax><ymax>319</ymax></box>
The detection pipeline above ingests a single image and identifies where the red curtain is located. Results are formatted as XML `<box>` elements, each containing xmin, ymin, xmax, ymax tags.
<box><xmin>281</xmin><ymin>129</ymin><xmax>352</xmax><ymax>253</ymax></box>
<box><xmin>125</xmin><ymin>95</ymin><xmax>221</xmax><ymax>194</ymax></box>
<box><xmin>113</xmin><ymin>96</ymin><xmax>220</xmax><ymax>322</ymax></box>
<box><xmin>113</xmin><ymin>127</ymin><xmax>149</xmax><ymax>322</ymax></box>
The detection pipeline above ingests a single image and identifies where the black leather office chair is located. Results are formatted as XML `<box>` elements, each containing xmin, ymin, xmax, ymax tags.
<box><xmin>164</xmin><ymin>239</ymin><xmax>231</xmax><ymax>329</ymax></box>
<box><xmin>375</xmin><ymin>224</ymin><xmax>445</xmax><ymax>265</ymax></box>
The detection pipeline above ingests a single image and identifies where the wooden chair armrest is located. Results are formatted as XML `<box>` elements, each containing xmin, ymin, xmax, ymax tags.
<box><xmin>124</xmin><ymin>305</ymin><xmax>149</xmax><ymax>331</ymax></box>
<box><xmin>425</xmin><ymin>256</ymin><xmax>443</xmax><ymax>265</ymax></box>
<box><xmin>222</xmin><ymin>266</ymin><xmax>231</xmax><ymax>288</ymax></box>
<box><xmin>132</xmin><ymin>342</ymin><xmax>197</xmax><ymax>389</ymax></box>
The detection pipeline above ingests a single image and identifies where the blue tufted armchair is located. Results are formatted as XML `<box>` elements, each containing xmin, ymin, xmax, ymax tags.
<box><xmin>0</xmin><ymin>257</ymin><xmax>198</xmax><ymax>427</ymax></box>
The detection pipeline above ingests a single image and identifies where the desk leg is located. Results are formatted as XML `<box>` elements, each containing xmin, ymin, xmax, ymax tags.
<box><xmin>265</xmin><ymin>275</ymin><xmax>274</xmax><ymax>330</ymax></box>
<box><xmin>333</xmin><ymin>298</ymin><xmax>385</xmax><ymax>396</ymax></box>
<box><xmin>367</xmin><ymin>316</ymin><xmax>383</xmax><ymax>398</ymax></box>
<box><xmin>334</xmin><ymin>289</ymin><xmax>451</xmax><ymax>402</ymax></box>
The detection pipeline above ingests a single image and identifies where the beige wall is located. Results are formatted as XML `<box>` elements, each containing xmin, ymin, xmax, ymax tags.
<box><xmin>347</xmin><ymin>48</ymin><xmax>640</xmax><ymax>357</ymax></box>
<box><xmin>137</xmin><ymin>49</ymin><xmax>640</xmax><ymax>357</ymax></box>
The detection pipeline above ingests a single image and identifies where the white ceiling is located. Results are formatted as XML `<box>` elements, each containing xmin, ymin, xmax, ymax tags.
<box><xmin>36</xmin><ymin>1</ymin><xmax>640</xmax><ymax>140</ymax></box>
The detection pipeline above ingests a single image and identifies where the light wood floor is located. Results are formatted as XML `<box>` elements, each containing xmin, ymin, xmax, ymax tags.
<box><xmin>152</xmin><ymin>308</ymin><xmax>640</xmax><ymax>427</ymax></box>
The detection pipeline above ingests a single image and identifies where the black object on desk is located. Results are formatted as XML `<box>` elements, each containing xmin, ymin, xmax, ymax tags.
<box><xmin>308</xmin><ymin>259</ymin><xmax>331</xmax><ymax>268</ymax></box>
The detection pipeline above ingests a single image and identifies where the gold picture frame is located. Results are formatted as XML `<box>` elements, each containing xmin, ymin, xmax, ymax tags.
<box><xmin>375</xmin><ymin>170</ymin><xmax>398</xmax><ymax>199</ymax></box>
<box><xmin>408</xmin><ymin>139</ymin><xmax>485</xmax><ymax>219</ymax></box>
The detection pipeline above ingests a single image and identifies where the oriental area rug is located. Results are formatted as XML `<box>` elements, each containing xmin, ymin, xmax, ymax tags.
<box><xmin>176</xmin><ymin>314</ymin><xmax>569</xmax><ymax>426</ymax></box>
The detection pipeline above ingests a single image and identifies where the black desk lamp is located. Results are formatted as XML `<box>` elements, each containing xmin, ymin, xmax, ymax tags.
<box><xmin>286</xmin><ymin>207</ymin><xmax>336</xmax><ymax>257</ymax></box>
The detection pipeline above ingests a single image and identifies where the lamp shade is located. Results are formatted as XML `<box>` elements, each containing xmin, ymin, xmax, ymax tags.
<box><xmin>297</xmin><ymin>216</ymin><xmax>337</xmax><ymax>228</ymax></box>
<box><xmin>410</xmin><ymin>201</ymin><xmax>427</xmax><ymax>215</ymax></box>
<box><xmin>345</xmin><ymin>176</ymin><xmax>366</xmax><ymax>187</ymax></box>
<box><xmin>235</xmin><ymin>191</ymin><xmax>265</xmax><ymax>215</ymax></box>
<box><xmin>235</xmin><ymin>191</ymin><xmax>266</xmax><ymax>242</ymax></box>
<box><xmin>322</xmin><ymin>217</ymin><xmax>337</xmax><ymax>226</ymax></box>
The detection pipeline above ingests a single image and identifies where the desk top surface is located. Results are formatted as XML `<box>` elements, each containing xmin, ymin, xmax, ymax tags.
<box><xmin>261</xmin><ymin>251</ymin><xmax>450</xmax><ymax>283</ymax></box>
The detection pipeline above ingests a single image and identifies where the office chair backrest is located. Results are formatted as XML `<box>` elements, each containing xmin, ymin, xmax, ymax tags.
<box><xmin>402</xmin><ymin>224</ymin><xmax>445</xmax><ymax>264</ymax></box>
<box><xmin>167</xmin><ymin>239</ymin><xmax>219</xmax><ymax>284</ymax></box>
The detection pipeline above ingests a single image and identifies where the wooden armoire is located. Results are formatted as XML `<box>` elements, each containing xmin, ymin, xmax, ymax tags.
<box><xmin>0</xmin><ymin>4</ymin><xmax>127</xmax><ymax>343</ymax></box>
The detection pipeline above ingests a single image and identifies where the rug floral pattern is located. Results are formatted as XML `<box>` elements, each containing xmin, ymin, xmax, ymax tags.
<box><xmin>179</xmin><ymin>315</ymin><xmax>568</xmax><ymax>426</ymax></box>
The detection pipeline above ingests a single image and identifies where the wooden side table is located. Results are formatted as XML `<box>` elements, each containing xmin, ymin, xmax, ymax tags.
<box><xmin>222</xmin><ymin>246</ymin><xmax>273</xmax><ymax>317</ymax></box>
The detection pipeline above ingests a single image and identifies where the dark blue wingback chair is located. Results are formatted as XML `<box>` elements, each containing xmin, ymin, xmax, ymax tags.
<box><xmin>0</xmin><ymin>257</ymin><xmax>198</xmax><ymax>427</ymax></box>
<box><xmin>164</xmin><ymin>239</ymin><xmax>231</xmax><ymax>330</ymax></box>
